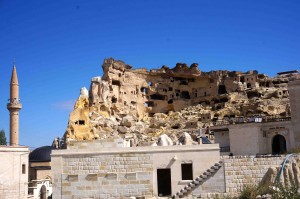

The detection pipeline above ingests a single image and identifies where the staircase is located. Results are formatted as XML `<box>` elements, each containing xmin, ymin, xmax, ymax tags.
<box><xmin>173</xmin><ymin>160</ymin><xmax>223</xmax><ymax>198</ymax></box>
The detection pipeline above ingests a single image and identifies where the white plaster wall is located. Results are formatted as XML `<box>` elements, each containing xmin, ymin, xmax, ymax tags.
<box><xmin>0</xmin><ymin>146</ymin><xmax>29</xmax><ymax>199</ymax></box>
<box><xmin>229</xmin><ymin>124</ymin><xmax>261</xmax><ymax>155</ymax></box>
<box><xmin>214</xmin><ymin>130</ymin><xmax>230</xmax><ymax>148</ymax></box>
<box><xmin>151</xmin><ymin>145</ymin><xmax>220</xmax><ymax>196</ymax></box>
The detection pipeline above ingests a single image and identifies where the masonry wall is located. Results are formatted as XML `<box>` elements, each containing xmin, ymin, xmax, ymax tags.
<box><xmin>58</xmin><ymin>153</ymin><xmax>153</xmax><ymax>198</ymax></box>
<box><xmin>51</xmin><ymin>140</ymin><xmax>220</xmax><ymax>199</ymax></box>
<box><xmin>223</xmin><ymin>156</ymin><xmax>285</xmax><ymax>193</ymax></box>
<box><xmin>0</xmin><ymin>146</ymin><xmax>29</xmax><ymax>199</ymax></box>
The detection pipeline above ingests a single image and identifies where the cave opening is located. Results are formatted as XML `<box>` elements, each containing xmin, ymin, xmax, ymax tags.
<box><xmin>150</xmin><ymin>94</ymin><xmax>165</xmax><ymax>100</ymax></box>
<box><xmin>112</xmin><ymin>80</ymin><xmax>121</xmax><ymax>86</ymax></box>
<box><xmin>218</xmin><ymin>85</ymin><xmax>227</xmax><ymax>94</ymax></box>
<box><xmin>181</xmin><ymin>91</ymin><xmax>190</xmax><ymax>99</ymax></box>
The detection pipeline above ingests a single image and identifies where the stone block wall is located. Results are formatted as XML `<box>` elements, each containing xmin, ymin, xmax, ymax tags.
<box><xmin>66</xmin><ymin>138</ymin><xmax>124</xmax><ymax>149</ymax></box>
<box><xmin>0</xmin><ymin>183</ymin><xmax>27</xmax><ymax>199</ymax></box>
<box><xmin>53</xmin><ymin>153</ymin><xmax>153</xmax><ymax>199</ymax></box>
<box><xmin>223</xmin><ymin>156</ymin><xmax>285</xmax><ymax>193</ymax></box>
<box><xmin>52</xmin><ymin>140</ymin><xmax>221</xmax><ymax>198</ymax></box>
<box><xmin>0</xmin><ymin>147</ymin><xmax>29</xmax><ymax>199</ymax></box>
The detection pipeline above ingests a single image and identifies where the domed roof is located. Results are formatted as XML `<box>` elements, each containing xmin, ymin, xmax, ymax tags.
<box><xmin>29</xmin><ymin>146</ymin><xmax>52</xmax><ymax>162</ymax></box>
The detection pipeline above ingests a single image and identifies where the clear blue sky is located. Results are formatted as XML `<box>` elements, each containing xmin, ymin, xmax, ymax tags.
<box><xmin>0</xmin><ymin>0</ymin><xmax>299</xmax><ymax>148</ymax></box>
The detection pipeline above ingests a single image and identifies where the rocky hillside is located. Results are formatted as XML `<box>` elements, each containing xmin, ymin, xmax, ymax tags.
<box><xmin>62</xmin><ymin>58</ymin><xmax>299</xmax><ymax>146</ymax></box>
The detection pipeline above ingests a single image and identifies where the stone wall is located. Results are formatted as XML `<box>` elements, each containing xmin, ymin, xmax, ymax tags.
<box><xmin>57</xmin><ymin>153</ymin><xmax>153</xmax><ymax>198</ymax></box>
<box><xmin>52</xmin><ymin>139</ymin><xmax>293</xmax><ymax>199</ymax></box>
<box><xmin>223</xmin><ymin>156</ymin><xmax>285</xmax><ymax>193</ymax></box>
<box><xmin>196</xmin><ymin>155</ymin><xmax>287</xmax><ymax>199</ymax></box>
<box><xmin>66</xmin><ymin>138</ymin><xmax>124</xmax><ymax>149</ymax></box>
<box><xmin>213</xmin><ymin>120</ymin><xmax>294</xmax><ymax>156</ymax></box>
<box><xmin>51</xmin><ymin>140</ymin><xmax>220</xmax><ymax>198</ymax></box>
<box><xmin>0</xmin><ymin>146</ymin><xmax>29</xmax><ymax>199</ymax></box>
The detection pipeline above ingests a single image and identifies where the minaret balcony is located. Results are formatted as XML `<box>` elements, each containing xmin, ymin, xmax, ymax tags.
<box><xmin>7</xmin><ymin>102</ymin><xmax>22</xmax><ymax>110</ymax></box>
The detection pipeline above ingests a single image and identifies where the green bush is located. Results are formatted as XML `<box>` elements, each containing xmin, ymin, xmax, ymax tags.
<box><xmin>270</xmin><ymin>183</ymin><xmax>300</xmax><ymax>199</ymax></box>
<box><xmin>213</xmin><ymin>182</ymin><xmax>300</xmax><ymax>199</ymax></box>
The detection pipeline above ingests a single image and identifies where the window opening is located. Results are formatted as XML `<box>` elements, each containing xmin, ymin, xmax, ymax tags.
<box><xmin>181</xmin><ymin>163</ymin><xmax>193</xmax><ymax>180</ymax></box>
<box><xmin>22</xmin><ymin>164</ymin><xmax>26</xmax><ymax>174</ymax></box>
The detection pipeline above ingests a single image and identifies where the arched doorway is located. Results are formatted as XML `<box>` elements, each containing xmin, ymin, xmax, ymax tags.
<box><xmin>40</xmin><ymin>185</ymin><xmax>47</xmax><ymax>199</ymax></box>
<box><xmin>272</xmin><ymin>134</ymin><xmax>286</xmax><ymax>154</ymax></box>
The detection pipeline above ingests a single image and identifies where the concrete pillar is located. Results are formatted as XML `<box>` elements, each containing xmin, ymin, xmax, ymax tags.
<box><xmin>289</xmin><ymin>79</ymin><xmax>300</xmax><ymax>148</ymax></box>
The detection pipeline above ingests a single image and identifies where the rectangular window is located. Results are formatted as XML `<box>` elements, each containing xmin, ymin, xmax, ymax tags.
<box><xmin>22</xmin><ymin>164</ymin><xmax>26</xmax><ymax>174</ymax></box>
<box><xmin>181</xmin><ymin>163</ymin><xmax>193</xmax><ymax>180</ymax></box>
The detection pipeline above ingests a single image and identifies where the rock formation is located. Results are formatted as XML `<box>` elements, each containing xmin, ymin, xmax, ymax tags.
<box><xmin>63</xmin><ymin>58</ymin><xmax>299</xmax><ymax>146</ymax></box>
<box><xmin>261</xmin><ymin>156</ymin><xmax>300</xmax><ymax>189</ymax></box>
<box><xmin>64</xmin><ymin>87</ymin><xmax>99</xmax><ymax>141</ymax></box>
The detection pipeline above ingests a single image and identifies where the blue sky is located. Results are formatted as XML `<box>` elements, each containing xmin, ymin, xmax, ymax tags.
<box><xmin>0</xmin><ymin>0</ymin><xmax>299</xmax><ymax>148</ymax></box>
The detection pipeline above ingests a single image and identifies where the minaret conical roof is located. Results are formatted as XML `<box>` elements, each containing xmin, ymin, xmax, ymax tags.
<box><xmin>10</xmin><ymin>64</ymin><xmax>18</xmax><ymax>85</ymax></box>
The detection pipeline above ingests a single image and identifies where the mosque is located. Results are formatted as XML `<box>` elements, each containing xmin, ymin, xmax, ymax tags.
<box><xmin>0</xmin><ymin>64</ymin><xmax>53</xmax><ymax>199</ymax></box>
<box><xmin>0</xmin><ymin>64</ymin><xmax>29</xmax><ymax>199</ymax></box>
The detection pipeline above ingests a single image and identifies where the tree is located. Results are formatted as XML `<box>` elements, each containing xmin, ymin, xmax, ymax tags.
<box><xmin>0</xmin><ymin>129</ymin><xmax>7</xmax><ymax>145</ymax></box>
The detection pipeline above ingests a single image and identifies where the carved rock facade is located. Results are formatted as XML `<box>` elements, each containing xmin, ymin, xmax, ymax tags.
<box><xmin>63</xmin><ymin>58</ymin><xmax>299</xmax><ymax>145</ymax></box>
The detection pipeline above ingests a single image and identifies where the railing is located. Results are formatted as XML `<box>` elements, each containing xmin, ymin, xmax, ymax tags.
<box><xmin>213</xmin><ymin>116</ymin><xmax>291</xmax><ymax>126</ymax></box>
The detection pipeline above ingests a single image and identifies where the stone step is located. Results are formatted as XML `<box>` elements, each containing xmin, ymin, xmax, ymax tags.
<box><xmin>200</xmin><ymin>174</ymin><xmax>208</xmax><ymax>179</ymax></box>
<box><xmin>195</xmin><ymin>176</ymin><xmax>203</xmax><ymax>181</ymax></box>
<box><xmin>193</xmin><ymin>180</ymin><xmax>200</xmax><ymax>185</ymax></box>
<box><xmin>196</xmin><ymin>177</ymin><xmax>204</xmax><ymax>182</ymax></box>
<box><xmin>211</xmin><ymin>165</ymin><xmax>220</xmax><ymax>170</ymax></box>
<box><xmin>203</xmin><ymin>171</ymin><xmax>211</xmax><ymax>176</ymax></box>
<box><xmin>172</xmin><ymin>161</ymin><xmax>223</xmax><ymax>198</ymax></box>
<box><xmin>214</xmin><ymin>163</ymin><xmax>221</xmax><ymax>167</ymax></box>
<box><xmin>207</xmin><ymin>168</ymin><xmax>215</xmax><ymax>173</ymax></box>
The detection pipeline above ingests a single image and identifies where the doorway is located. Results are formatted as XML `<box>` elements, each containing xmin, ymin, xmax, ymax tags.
<box><xmin>157</xmin><ymin>168</ymin><xmax>172</xmax><ymax>196</ymax></box>
<box><xmin>272</xmin><ymin>134</ymin><xmax>286</xmax><ymax>154</ymax></box>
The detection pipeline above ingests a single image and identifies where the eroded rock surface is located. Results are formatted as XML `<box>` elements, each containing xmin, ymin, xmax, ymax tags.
<box><xmin>63</xmin><ymin>58</ymin><xmax>299</xmax><ymax>146</ymax></box>
<box><xmin>261</xmin><ymin>156</ymin><xmax>300</xmax><ymax>188</ymax></box>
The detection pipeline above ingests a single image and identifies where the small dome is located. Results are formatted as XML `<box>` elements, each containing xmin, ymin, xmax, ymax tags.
<box><xmin>29</xmin><ymin>146</ymin><xmax>52</xmax><ymax>162</ymax></box>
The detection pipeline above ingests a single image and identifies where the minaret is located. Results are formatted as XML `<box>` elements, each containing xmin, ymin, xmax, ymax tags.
<box><xmin>7</xmin><ymin>64</ymin><xmax>22</xmax><ymax>146</ymax></box>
